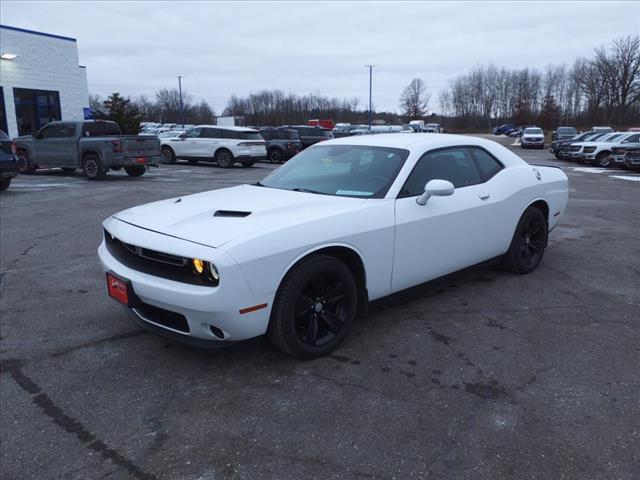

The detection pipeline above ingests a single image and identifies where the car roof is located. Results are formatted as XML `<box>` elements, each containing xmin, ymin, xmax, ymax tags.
<box><xmin>317</xmin><ymin>133</ymin><xmax>503</xmax><ymax>150</ymax></box>
<box><xmin>192</xmin><ymin>125</ymin><xmax>258</xmax><ymax>132</ymax></box>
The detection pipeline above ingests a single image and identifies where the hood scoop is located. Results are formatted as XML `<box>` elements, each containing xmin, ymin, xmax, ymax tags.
<box><xmin>213</xmin><ymin>210</ymin><xmax>251</xmax><ymax>218</ymax></box>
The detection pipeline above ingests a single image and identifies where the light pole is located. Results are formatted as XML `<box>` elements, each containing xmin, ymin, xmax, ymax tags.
<box><xmin>177</xmin><ymin>75</ymin><xmax>184</xmax><ymax>126</ymax></box>
<box><xmin>365</xmin><ymin>65</ymin><xmax>375</xmax><ymax>130</ymax></box>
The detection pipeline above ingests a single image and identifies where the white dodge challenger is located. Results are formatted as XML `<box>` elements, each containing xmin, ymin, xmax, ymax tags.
<box><xmin>99</xmin><ymin>134</ymin><xmax>569</xmax><ymax>358</ymax></box>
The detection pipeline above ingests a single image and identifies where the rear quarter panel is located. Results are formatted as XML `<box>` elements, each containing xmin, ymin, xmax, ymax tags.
<box><xmin>487</xmin><ymin>165</ymin><xmax>569</xmax><ymax>253</ymax></box>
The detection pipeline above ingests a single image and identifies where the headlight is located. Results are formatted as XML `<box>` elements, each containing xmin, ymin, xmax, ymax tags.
<box><xmin>192</xmin><ymin>258</ymin><xmax>205</xmax><ymax>275</ymax></box>
<box><xmin>192</xmin><ymin>258</ymin><xmax>219</xmax><ymax>285</ymax></box>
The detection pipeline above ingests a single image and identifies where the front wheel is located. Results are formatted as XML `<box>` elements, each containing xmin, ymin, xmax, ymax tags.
<box><xmin>267</xmin><ymin>149</ymin><xmax>283</xmax><ymax>163</ymax></box>
<box><xmin>502</xmin><ymin>207</ymin><xmax>548</xmax><ymax>274</ymax></box>
<box><xmin>17</xmin><ymin>150</ymin><xmax>35</xmax><ymax>174</ymax></box>
<box><xmin>595</xmin><ymin>151</ymin><xmax>611</xmax><ymax>168</ymax></box>
<box><xmin>0</xmin><ymin>178</ymin><xmax>10</xmax><ymax>191</ymax></box>
<box><xmin>268</xmin><ymin>255</ymin><xmax>358</xmax><ymax>359</ymax></box>
<box><xmin>124</xmin><ymin>165</ymin><xmax>146</xmax><ymax>177</ymax></box>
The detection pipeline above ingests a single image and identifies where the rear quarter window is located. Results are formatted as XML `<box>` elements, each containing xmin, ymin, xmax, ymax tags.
<box><xmin>468</xmin><ymin>147</ymin><xmax>504</xmax><ymax>181</ymax></box>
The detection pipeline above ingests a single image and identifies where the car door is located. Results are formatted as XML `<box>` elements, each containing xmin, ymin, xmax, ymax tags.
<box><xmin>32</xmin><ymin>124</ymin><xmax>62</xmax><ymax>164</ymax></box>
<box><xmin>55</xmin><ymin>123</ymin><xmax>79</xmax><ymax>166</ymax></box>
<box><xmin>200</xmin><ymin>128</ymin><xmax>221</xmax><ymax>157</ymax></box>
<box><xmin>392</xmin><ymin>146</ymin><xmax>499</xmax><ymax>292</ymax></box>
<box><xmin>175</xmin><ymin>127</ymin><xmax>203</xmax><ymax>157</ymax></box>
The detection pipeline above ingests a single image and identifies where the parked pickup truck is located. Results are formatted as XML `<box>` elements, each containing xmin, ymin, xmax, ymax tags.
<box><xmin>14</xmin><ymin>120</ymin><xmax>161</xmax><ymax>180</ymax></box>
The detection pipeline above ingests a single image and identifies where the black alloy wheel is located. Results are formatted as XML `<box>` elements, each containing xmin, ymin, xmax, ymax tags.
<box><xmin>268</xmin><ymin>149</ymin><xmax>283</xmax><ymax>163</ymax></box>
<box><xmin>596</xmin><ymin>151</ymin><xmax>611</xmax><ymax>168</ymax></box>
<box><xmin>503</xmin><ymin>206</ymin><xmax>548</xmax><ymax>274</ymax></box>
<box><xmin>268</xmin><ymin>255</ymin><xmax>358</xmax><ymax>358</ymax></box>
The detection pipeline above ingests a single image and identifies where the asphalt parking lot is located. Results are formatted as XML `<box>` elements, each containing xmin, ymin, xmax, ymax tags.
<box><xmin>1</xmin><ymin>137</ymin><xmax>639</xmax><ymax>480</ymax></box>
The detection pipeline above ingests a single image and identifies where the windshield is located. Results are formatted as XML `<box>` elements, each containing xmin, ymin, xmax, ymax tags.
<box><xmin>259</xmin><ymin>145</ymin><xmax>409</xmax><ymax>198</ymax></box>
<box><xmin>558</xmin><ymin>127</ymin><xmax>577</xmax><ymax>135</ymax></box>
<box><xmin>524</xmin><ymin>128</ymin><xmax>543</xmax><ymax>134</ymax></box>
<box><xmin>604</xmin><ymin>133</ymin><xmax>623</xmax><ymax>142</ymax></box>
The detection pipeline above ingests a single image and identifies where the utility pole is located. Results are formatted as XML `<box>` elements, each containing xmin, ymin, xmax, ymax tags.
<box><xmin>365</xmin><ymin>65</ymin><xmax>375</xmax><ymax>130</ymax></box>
<box><xmin>177</xmin><ymin>75</ymin><xmax>184</xmax><ymax>126</ymax></box>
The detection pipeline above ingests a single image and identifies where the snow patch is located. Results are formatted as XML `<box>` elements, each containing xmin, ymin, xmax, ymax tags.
<box><xmin>611</xmin><ymin>175</ymin><xmax>640</xmax><ymax>182</ymax></box>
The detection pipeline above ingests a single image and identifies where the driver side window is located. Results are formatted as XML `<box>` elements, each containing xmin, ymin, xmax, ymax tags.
<box><xmin>183</xmin><ymin>128</ymin><xmax>202</xmax><ymax>138</ymax></box>
<box><xmin>399</xmin><ymin>147</ymin><xmax>482</xmax><ymax>197</ymax></box>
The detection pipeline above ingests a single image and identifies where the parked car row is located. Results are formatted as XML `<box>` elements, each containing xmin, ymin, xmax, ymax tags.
<box><xmin>551</xmin><ymin>130</ymin><xmax>640</xmax><ymax>169</ymax></box>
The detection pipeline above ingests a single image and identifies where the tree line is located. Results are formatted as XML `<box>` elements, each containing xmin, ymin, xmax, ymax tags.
<box><xmin>439</xmin><ymin>35</ymin><xmax>640</xmax><ymax>131</ymax></box>
<box><xmin>92</xmin><ymin>35</ymin><xmax>638</xmax><ymax>133</ymax></box>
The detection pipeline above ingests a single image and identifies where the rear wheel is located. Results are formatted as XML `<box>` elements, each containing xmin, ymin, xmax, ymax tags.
<box><xmin>17</xmin><ymin>150</ymin><xmax>35</xmax><ymax>174</ymax></box>
<box><xmin>124</xmin><ymin>165</ymin><xmax>146</xmax><ymax>177</ymax></box>
<box><xmin>0</xmin><ymin>178</ymin><xmax>10</xmax><ymax>191</ymax></box>
<box><xmin>215</xmin><ymin>149</ymin><xmax>234</xmax><ymax>168</ymax></box>
<box><xmin>161</xmin><ymin>146</ymin><xmax>176</xmax><ymax>164</ymax></box>
<box><xmin>268</xmin><ymin>255</ymin><xmax>358</xmax><ymax>359</ymax></box>
<box><xmin>502</xmin><ymin>206</ymin><xmax>548</xmax><ymax>274</ymax></box>
<box><xmin>82</xmin><ymin>154</ymin><xmax>106</xmax><ymax>180</ymax></box>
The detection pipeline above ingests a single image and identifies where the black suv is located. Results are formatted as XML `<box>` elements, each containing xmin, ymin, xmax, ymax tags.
<box><xmin>0</xmin><ymin>130</ymin><xmax>18</xmax><ymax>191</ymax></box>
<box><xmin>259</xmin><ymin>128</ymin><xmax>303</xmax><ymax>163</ymax></box>
<box><xmin>278</xmin><ymin>125</ymin><xmax>333</xmax><ymax>149</ymax></box>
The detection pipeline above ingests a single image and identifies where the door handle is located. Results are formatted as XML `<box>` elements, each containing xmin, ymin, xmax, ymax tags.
<box><xmin>479</xmin><ymin>192</ymin><xmax>490</xmax><ymax>200</ymax></box>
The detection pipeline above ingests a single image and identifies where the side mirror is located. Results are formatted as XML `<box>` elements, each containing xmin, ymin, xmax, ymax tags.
<box><xmin>416</xmin><ymin>179</ymin><xmax>455</xmax><ymax>205</ymax></box>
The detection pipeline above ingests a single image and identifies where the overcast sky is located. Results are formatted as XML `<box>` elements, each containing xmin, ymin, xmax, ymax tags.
<box><xmin>2</xmin><ymin>1</ymin><xmax>639</xmax><ymax>113</ymax></box>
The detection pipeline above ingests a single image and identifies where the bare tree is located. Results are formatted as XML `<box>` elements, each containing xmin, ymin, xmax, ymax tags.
<box><xmin>399</xmin><ymin>78</ymin><xmax>430</xmax><ymax>118</ymax></box>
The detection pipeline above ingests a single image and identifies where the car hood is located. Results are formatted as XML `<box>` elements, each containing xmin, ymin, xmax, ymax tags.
<box><xmin>113</xmin><ymin>184</ymin><xmax>367</xmax><ymax>248</ymax></box>
<box><xmin>522</xmin><ymin>134</ymin><xmax>544</xmax><ymax>139</ymax></box>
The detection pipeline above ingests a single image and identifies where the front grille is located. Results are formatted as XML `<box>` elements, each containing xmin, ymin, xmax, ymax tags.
<box><xmin>612</xmin><ymin>147</ymin><xmax>626</xmax><ymax>155</ymax></box>
<box><xmin>135</xmin><ymin>302</ymin><xmax>190</xmax><ymax>333</ymax></box>
<box><xmin>583</xmin><ymin>147</ymin><xmax>597</xmax><ymax>153</ymax></box>
<box><xmin>570</xmin><ymin>145</ymin><xmax>581</xmax><ymax>152</ymax></box>
<box><xmin>625</xmin><ymin>149</ymin><xmax>640</xmax><ymax>158</ymax></box>
<box><xmin>104</xmin><ymin>230</ymin><xmax>216</xmax><ymax>286</ymax></box>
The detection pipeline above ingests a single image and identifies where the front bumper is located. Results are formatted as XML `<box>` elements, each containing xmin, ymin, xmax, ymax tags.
<box><xmin>0</xmin><ymin>162</ymin><xmax>18</xmax><ymax>178</ymax></box>
<box><xmin>611</xmin><ymin>155</ymin><xmax>626</xmax><ymax>166</ymax></box>
<box><xmin>625</xmin><ymin>156</ymin><xmax>640</xmax><ymax>166</ymax></box>
<box><xmin>570</xmin><ymin>152</ymin><xmax>583</xmax><ymax>160</ymax></box>
<box><xmin>98</xmin><ymin>217</ymin><xmax>273</xmax><ymax>345</ymax></box>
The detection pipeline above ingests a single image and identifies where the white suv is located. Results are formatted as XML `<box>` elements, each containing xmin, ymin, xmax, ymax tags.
<box><xmin>160</xmin><ymin>126</ymin><xmax>266</xmax><ymax>167</ymax></box>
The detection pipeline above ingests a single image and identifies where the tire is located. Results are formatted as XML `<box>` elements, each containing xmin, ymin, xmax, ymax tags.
<box><xmin>595</xmin><ymin>151</ymin><xmax>611</xmax><ymax>168</ymax></box>
<box><xmin>0</xmin><ymin>178</ymin><xmax>10</xmax><ymax>191</ymax></box>
<box><xmin>242</xmin><ymin>161</ymin><xmax>254</xmax><ymax>168</ymax></box>
<box><xmin>215</xmin><ymin>149</ymin><xmax>234</xmax><ymax>168</ymax></box>
<box><xmin>124</xmin><ymin>165</ymin><xmax>146</xmax><ymax>177</ymax></box>
<box><xmin>268</xmin><ymin>255</ymin><xmax>358</xmax><ymax>359</ymax></box>
<box><xmin>267</xmin><ymin>149</ymin><xmax>283</xmax><ymax>163</ymax></box>
<box><xmin>161</xmin><ymin>146</ymin><xmax>176</xmax><ymax>164</ymax></box>
<box><xmin>502</xmin><ymin>206</ymin><xmax>548</xmax><ymax>274</ymax></box>
<box><xmin>82</xmin><ymin>154</ymin><xmax>106</xmax><ymax>180</ymax></box>
<box><xmin>16</xmin><ymin>150</ymin><xmax>35</xmax><ymax>174</ymax></box>
<box><xmin>554</xmin><ymin>153</ymin><xmax>561</xmax><ymax>160</ymax></box>
<box><xmin>188</xmin><ymin>159</ymin><xmax>199</xmax><ymax>165</ymax></box>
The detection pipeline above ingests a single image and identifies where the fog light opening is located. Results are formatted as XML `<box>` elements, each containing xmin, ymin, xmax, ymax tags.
<box><xmin>209</xmin><ymin>325</ymin><xmax>224</xmax><ymax>339</ymax></box>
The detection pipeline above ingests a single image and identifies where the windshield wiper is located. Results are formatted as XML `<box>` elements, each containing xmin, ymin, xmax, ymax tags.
<box><xmin>253</xmin><ymin>181</ymin><xmax>265</xmax><ymax>187</ymax></box>
<box><xmin>292</xmin><ymin>187</ymin><xmax>323</xmax><ymax>194</ymax></box>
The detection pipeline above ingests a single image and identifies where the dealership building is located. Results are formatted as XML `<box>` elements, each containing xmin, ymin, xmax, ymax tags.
<box><xmin>0</xmin><ymin>25</ymin><xmax>89</xmax><ymax>138</ymax></box>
